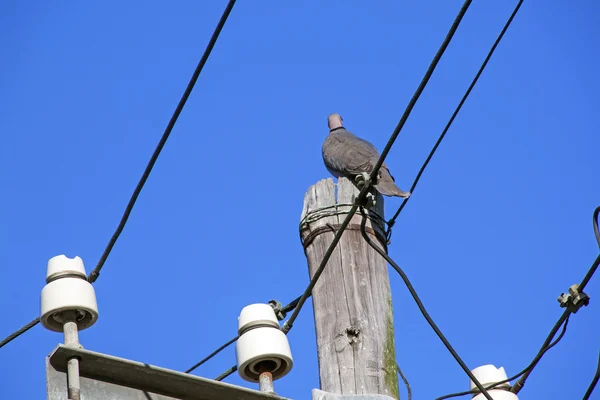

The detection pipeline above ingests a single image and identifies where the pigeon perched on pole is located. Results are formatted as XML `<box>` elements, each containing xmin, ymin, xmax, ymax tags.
<box><xmin>322</xmin><ymin>113</ymin><xmax>410</xmax><ymax>198</ymax></box>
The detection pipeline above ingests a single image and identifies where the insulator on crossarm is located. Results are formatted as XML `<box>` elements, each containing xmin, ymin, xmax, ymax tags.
<box><xmin>471</xmin><ymin>365</ymin><xmax>519</xmax><ymax>400</ymax></box>
<box><xmin>40</xmin><ymin>255</ymin><xmax>99</xmax><ymax>332</ymax></box>
<box><xmin>235</xmin><ymin>303</ymin><xmax>293</xmax><ymax>383</ymax></box>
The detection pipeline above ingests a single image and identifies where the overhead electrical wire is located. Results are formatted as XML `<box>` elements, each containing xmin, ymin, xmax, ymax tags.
<box><xmin>358</xmin><ymin>208</ymin><xmax>493</xmax><ymax>400</ymax></box>
<box><xmin>582</xmin><ymin>350</ymin><xmax>600</xmax><ymax>400</ymax></box>
<box><xmin>437</xmin><ymin>205</ymin><xmax>599</xmax><ymax>398</ymax></box>
<box><xmin>185</xmin><ymin>335</ymin><xmax>239</xmax><ymax>374</ymax></box>
<box><xmin>435</xmin><ymin>316</ymin><xmax>570</xmax><ymax>399</ymax></box>
<box><xmin>397</xmin><ymin>363</ymin><xmax>412</xmax><ymax>400</ymax></box>
<box><xmin>216</xmin><ymin>366</ymin><xmax>238</xmax><ymax>381</ymax></box>
<box><xmin>280</xmin><ymin>295</ymin><xmax>302</xmax><ymax>315</ymax></box>
<box><xmin>510</xmin><ymin>206</ymin><xmax>600</xmax><ymax>394</ymax></box>
<box><xmin>583</xmin><ymin>207</ymin><xmax>600</xmax><ymax>399</ymax></box>
<box><xmin>0</xmin><ymin>318</ymin><xmax>40</xmax><ymax>350</ymax></box>
<box><xmin>386</xmin><ymin>0</ymin><xmax>523</xmax><ymax>237</ymax></box>
<box><xmin>509</xmin><ymin>253</ymin><xmax>599</xmax><ymax>394</ymax></box>
<box><xmin>87</xmin><ymin>0</ymin><xmax>237</xmax><ymax>284</ymax></box>
<box><xmin>593</xmin><ymin>205</ymin><xmax>600</xmax><ymax>249</ymax></box>
<box><xmin>0</xmin><ymin>0</ymin><xmax>237</xmax><ymax>351</ymax></box>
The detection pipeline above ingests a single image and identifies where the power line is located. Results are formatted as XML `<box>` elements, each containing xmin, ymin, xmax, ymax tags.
<box><xmin>387</xmin><ymin>0</ymin><xmax>523</xmax><ymax>235</ymax></box>
<box><xmin>0</xmin><ymin>0</ymin><xmax>237</xmax><ymax>351</ymax></box>
<box><xmin>397</xmin><ymin>363</ymin><xmax>412</xmax><ymax>400</ymax></box>
<box><xmin>593</xmin><ymin>205</ymin><xmax>600</xmax><ymax>249</ymax></box>
<box><xmin>0</xmin><ymin>318</ymin><xmax>40</xmax><ymax>349</ymax></box>
<box><xmin>216</xmin><ymin>366</ymin><xmax>237</xmax><ymax>381</ymax></box>
<box><xmin>435</xmin><ymin>315</ymin><xmax>570</xmax><ymax>400</ymax></box>
<box><xmin>185</xmin><ymin>336</ymin><xmax>239</xmax><ymax>374</ymax></box>
<box><xmin>280</xmin><ymin>296</ymin><xmax>302</xmax><ymax>315</ymax></box>
<box><xmin>282</xmin><ymin>0</ymin><xmax>474</xmax><ymax>336</ymax></box>
<box><xmin>510</xmin><ymin>252</ymin><xmax>599</xmax><ymax>394</ymax></box>
<box><xmin>587</xmin><ymin>208</ymin><xmax>600</xmax><ymax>398</ymax></box>
<box><xmin>358</xmin><ymin>208</ymin><xmax>494</xmax><ymax>400</ymax></box>
<box><xmin>87</xmin><ymin>0</ymin><xmax>237</xmax><ymax>284</ymax></box>
<box><xmin>582</xmin><ymin>350</ymin><xmax>600</xmax><ymax>400</ymax></box>
<box><xmin>371</xmin><ymin>0</ymin><xmax>473</xmax><ymax>179</ymax></box>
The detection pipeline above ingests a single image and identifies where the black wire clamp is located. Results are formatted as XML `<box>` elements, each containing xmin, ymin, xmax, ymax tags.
<box><xmin>557</xmin><ymin>284</ymin><xmax>590</xmax><ymax>314</ymax></box>
<box><xmin>268</xmin><ymin>300</ymin><xmax>286</xmax><ymax>321</ymax></box>
<box><xmin>352</xmin><ymin>172</ymin><xmax>377</xmax><ymax>209</ymax></box>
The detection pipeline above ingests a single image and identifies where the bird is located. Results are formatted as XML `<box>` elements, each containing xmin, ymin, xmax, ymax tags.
<box><xmin>322</xmin><ymin>113</ymin><xmax>410</xmax><ymax>198</ymax></box>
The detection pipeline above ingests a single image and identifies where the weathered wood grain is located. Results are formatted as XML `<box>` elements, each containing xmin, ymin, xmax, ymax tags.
<box><xmin>300</xmin><ymin>178</ymin><xmax>399</xmax><ymax>399</ymax></box>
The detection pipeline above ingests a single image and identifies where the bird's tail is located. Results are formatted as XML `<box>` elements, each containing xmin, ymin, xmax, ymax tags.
<box><xmin>374</xmin><ymin>168</ymin><xmax>411</xmax><ymax>198</ymax></box>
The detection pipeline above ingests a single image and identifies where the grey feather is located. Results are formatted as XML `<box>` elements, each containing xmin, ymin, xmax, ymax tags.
<box><xmin>322</xmin><ymin>116</ymin><xmax>410</xmax><ymax>198</ymax></box>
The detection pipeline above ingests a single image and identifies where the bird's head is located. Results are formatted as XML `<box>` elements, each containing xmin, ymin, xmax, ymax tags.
<box><xmin>327</xmin><ymin>113</ymin><xmax>344</xmax><ymax>131</ymax></box>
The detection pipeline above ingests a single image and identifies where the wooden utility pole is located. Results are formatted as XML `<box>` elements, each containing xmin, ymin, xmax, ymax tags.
<box><xmin>300</xmin><ymin>177</ymin><xmax>399</xmax><ymax>399</ymax></box>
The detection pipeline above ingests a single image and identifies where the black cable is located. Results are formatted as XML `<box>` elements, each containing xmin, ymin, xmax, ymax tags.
<box><xmin>397</xmin><ymin>363</ymin><xmax>412</xmax><ymax>400</ymax></box>
<box><xmin>0</xmin><ymin>0</ymin><xmax>237</xmax><ymax>351</ymax></box>
<box><xmin>578</xmin><ymin>253</ymin><xmax>600</xmax><ymax>295</ymax></box>
<box><xmin>87</xmin><ymin>0</ymin><xmax>237</xmax><ymax>284</ymax></box>
<box><xmin>282</xmin><ymin>0</ymin><xmax>474</xmax><ymax>335</ymax></box>
<box><xmin>215</xmin><ymin>366</ymin><xmax>238</xmax><ymax>381</ymax></box>
<box><xmin>511</xmin><ymin>253</ymin><xmax>600</xmax><ymax>394</ymax></box>
<box><xmin>387</xmin><ymin>0</ymin><xmax>523</xmax><ymax>234</ymax></box>
<box><xmin>372</xmin><ymin>0</ymin><xmax>473</xmax><ymax>178</ymax></box>
<box><xmin>582</xmin><ymin>350</ymin><xmax>600</xmax><ymax>400</ymax></box>
<box><xmin>593</xmin><ymin>205</ymin><xmax>600</xmax><ymax>250</ymax></box>
<box><xmin>507</xmin><ymin>313</ymin><xmax>576</xmax><ymax>393</ymax></box>
<box><xmin>185</xmin><ymin>336</ymin><xmax>239</xmax><ymax>374</ymax></box>
<box><xmin>358</xmin><ymin>208</ymin><xmax>493</xmax><ymax>400</ymax></box>
<box><xmin>281</xmin><ymin>295</ymin><xmax>301</xmax><ymax>315</ymax></box>
<box><xmin>510</xmin><ymin>206</ymin><xmax>600</xmax><ymax>395</ymax></box>
<box><xmin>0</xmin><ymin>318</ymin><xmax>40</xmax><ymax>349</ymax></box>
<box><xmin>435</xmin><ymin>315</ymin><xmax>570</xmax><ymax>399</ymax></box>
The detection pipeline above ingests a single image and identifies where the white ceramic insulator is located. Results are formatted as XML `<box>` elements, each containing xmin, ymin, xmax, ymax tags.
<box><xmin>473</xmin><ymin>390</ymin><xmax>519</xmax><ymax>400</ymax></box>
<box><xmin>46</xmin><ymin>255</ymin><xmax>87</xmax><ymax>282</ymax></box>
<box><xmin>471</xmin><ymin>365</ymin><xmax>518</xmax><ymax>400</ymax></box>
<box><xmin>470</xmin><ymin>365</ymin><xmax>510</xmax><ymax>391</ymax></box>
<box><xmin>238</xmin><ymin>303</ymin><xmax>280</xmax><ymax>333</ymax></box>
<box><xmin>235</xmin><ymin>304</ymin><xmax>293</xmax><ymax>382</ymax></box>
<box><xmin>40</xmin><ymin>255</ymin><xmax>99</xmax><ymax>332</ymax></box>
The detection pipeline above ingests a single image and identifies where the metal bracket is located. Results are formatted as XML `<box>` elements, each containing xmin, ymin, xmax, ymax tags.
<box><xmin>47</xmin><ymin>344</ymin><xmax>290</xmax><ymax>400</ymax></box>
<box><xmin>557</xmin><ymin>284</ymin><xmax>590</xmax><ymax>314</ymax></box>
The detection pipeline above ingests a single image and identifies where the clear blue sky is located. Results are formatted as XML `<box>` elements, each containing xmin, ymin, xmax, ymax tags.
<box><xmin>1</xmin><ymin>1</ymin><xmax>599</xmax><ymax>399</ymax></box>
